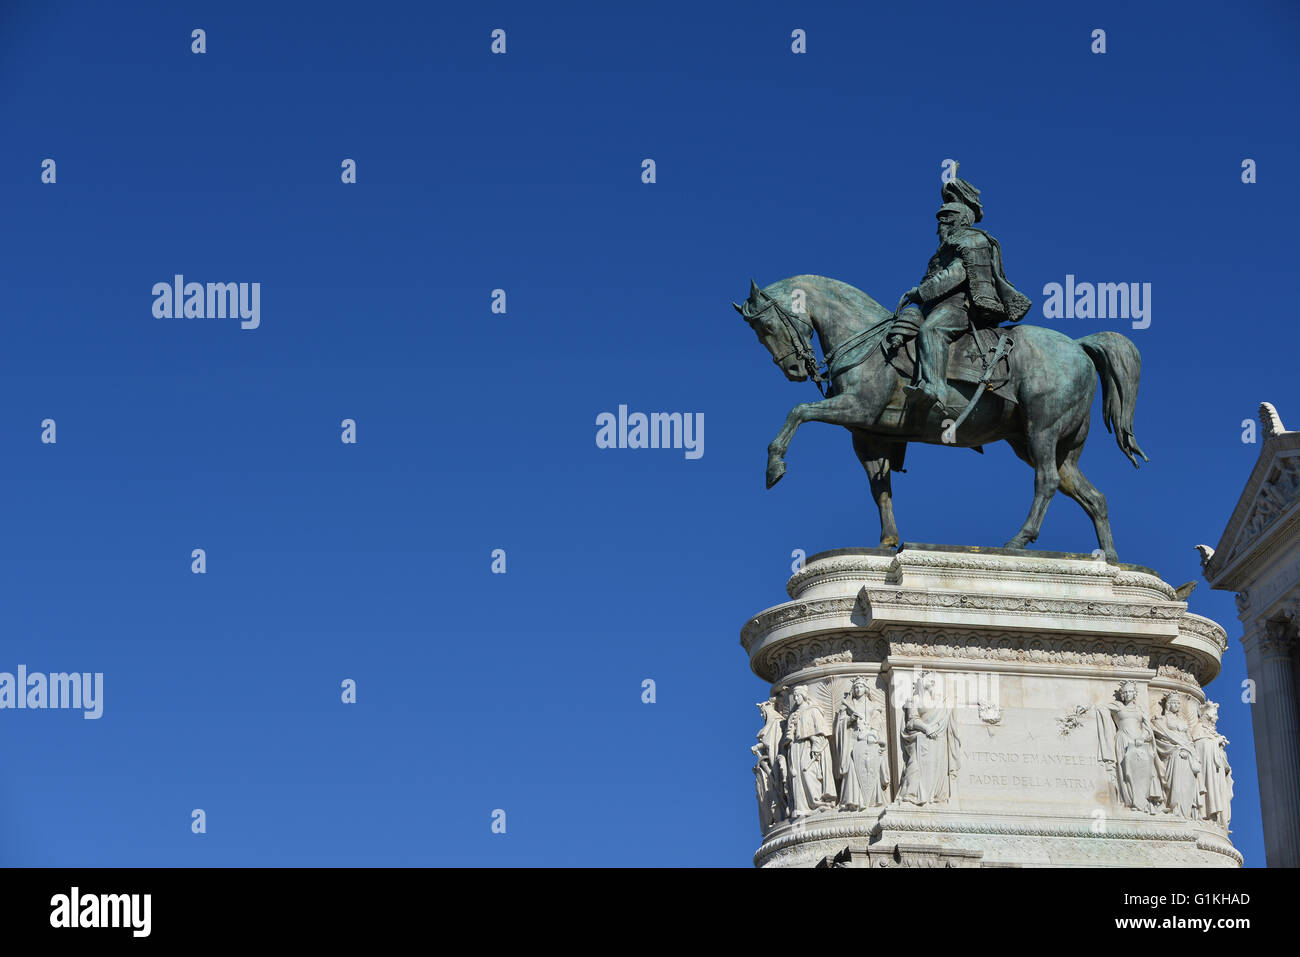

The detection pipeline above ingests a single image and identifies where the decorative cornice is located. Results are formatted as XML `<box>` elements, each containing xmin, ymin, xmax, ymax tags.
<box><xmin>887</xmin><ymin>630</ymin><xmax>1150</xmax><ymax>671</ymax></box>
<box><xmin>1178</xmin><ymin>613</ymin><xmax>1229</xmax><ymax>652</ymax></box>
<box><xmin>1112</xmin><ymin>569</ymin><xmax>1178</xmax><ymax>599</ymax></box>
<box><xmin>755</xmin><ymin>815</ymin><xmax>883</xmax><ymax>861</ymax></box>
<box><xmin>786</xmin><ymin>554</ymin><xmax>894</xmax><ymax>598</ymax></box>
<box><xmin>754</xmin><ymin>810</ymin><xmax>1242</xmax><ymax>865</ymax></box>
<box><xmin>888</xmin><ymin>552</ymin><xmax>1113</xmax><ymax>577</ymax></box>
<box><xmin>1197</xmin><ymin>836</ymin><xmax>1245</xmax><ymax>864</ymax></box>
<box><xmin>861</xmin><ymin>587</ymin><xmax>1182</xmax><ymax>623</ymax></box>
<box><xmin>753</xmin><ymin>629</ymin><xmax>1221</xmax><ymax>685</ymax></box>
<box><xmin>786</xmin><ymin>548</ymin><xmax>1176</xmax><ymax>600</ymax></box>
<box><xmin>753</xmin><ymin>633</ymin><xmax>888</xmax><ymax>684</ymax></box>
<box><xmin>741</xmin><ymin>597</ymin><xmax>859</xmax><ymax>653</ymax></box>
<box><xmin>882</xmin><ymin>818</ymin><xmax>1225</xmax><ymax>842</ymax></box>
<box><xmin>747</xmin><ymin>617</ymin><xmax>1220</xmax><ymax>685</ymax></box>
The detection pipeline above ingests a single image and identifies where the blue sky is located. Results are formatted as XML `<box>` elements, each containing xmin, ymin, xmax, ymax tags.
<box><xmin>1</xmin><ymin>0</ymin><xmax>1295</xmax><ymax>865</ymax></box>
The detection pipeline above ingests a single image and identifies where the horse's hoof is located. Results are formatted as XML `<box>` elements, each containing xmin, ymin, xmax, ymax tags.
<box><xmin>880</xmin><ymin>536</ymin><xmax>899</xmax><ymax>549</ymax></box>
<box><xmin>766</xmin><ymin>460</ymin><xmax>786</xmax><ymax>489</ymax></box>
<box><xmin>1004</xmin><ymin>538</ymin><xmax>1027</xmax><ymax>550</ymax></box>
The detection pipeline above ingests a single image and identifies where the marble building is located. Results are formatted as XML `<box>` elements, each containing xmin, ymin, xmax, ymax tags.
<box><xmin>1201</xmin><ymin>401</ymin><xmax>1300</xmax><ymax>867</ymax></box>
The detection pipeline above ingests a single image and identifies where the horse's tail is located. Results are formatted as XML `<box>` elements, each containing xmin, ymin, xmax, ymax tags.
<box><xmin>1077</xmin><ymin>331</ymin><xmax>1149</xmax><ymax>468</ymax></box>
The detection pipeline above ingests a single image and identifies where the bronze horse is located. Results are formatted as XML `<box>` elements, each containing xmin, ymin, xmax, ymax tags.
<box><xmin>735</xmin><ymin>275</ymin><xmax>1147</xmax><ymax>562</ymax></box>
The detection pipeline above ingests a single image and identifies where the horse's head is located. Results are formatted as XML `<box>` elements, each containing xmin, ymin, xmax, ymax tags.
<box><xmin>733</xmin><ymin>279</ymin><xmax>813</xmax><ymax>382</ymax></box>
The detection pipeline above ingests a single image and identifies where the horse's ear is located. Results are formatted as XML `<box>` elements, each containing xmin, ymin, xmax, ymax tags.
<box><xmin>732</xmin><ymin>302</ymin><xmax>745</xmax><ymax>315</ymax></box>
<box><xmin>749</xmin><ymin>278</ymin><xmax>762</xmax><ymax>298</ymax></box>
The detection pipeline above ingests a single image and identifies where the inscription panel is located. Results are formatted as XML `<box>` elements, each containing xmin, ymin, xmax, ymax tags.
<box><xmin>948</xmin><ymin>674</ymin><xmax>1127</xmax><ymax>811</ymax></box>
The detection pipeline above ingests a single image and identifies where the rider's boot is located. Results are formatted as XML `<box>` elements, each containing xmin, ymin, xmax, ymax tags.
<box><xmin>903</xmin><ymin>378</ymin><xmax>943</xmax><ymax>414</ymax></box>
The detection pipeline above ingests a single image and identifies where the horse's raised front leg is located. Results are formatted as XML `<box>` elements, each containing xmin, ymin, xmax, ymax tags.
<box><xmin>767</xmin><ymin>395</ymin><xmax>865</xmax><ymax>489</ymax></box>
<box><xmin>852</xmin><ymin>433</ymin><xmax>905</xmax><ymax>547</ymax></box>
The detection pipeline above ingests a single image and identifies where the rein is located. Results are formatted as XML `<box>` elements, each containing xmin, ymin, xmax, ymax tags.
<box><xmin>747</xmin><ymin>292</ymin><xmax>898</xmax><ymax>397</ymax></box>
<box><xmin>822</xmin><ymin>314</ymin><xmax>899</xmax><ymax>377</ymax></box>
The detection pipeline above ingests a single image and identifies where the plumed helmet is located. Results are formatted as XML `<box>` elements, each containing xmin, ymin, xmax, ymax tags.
<box><xmin>941</xmin><ymin>176</ymin><xmax>984</xmax><ymax>222</ymax></box>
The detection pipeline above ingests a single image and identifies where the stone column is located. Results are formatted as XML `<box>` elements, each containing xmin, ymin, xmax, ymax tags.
<box><xmin>1250</xmin><ymin>616</ymin><xmax>1300</xmax><ymax>866</ymax></box>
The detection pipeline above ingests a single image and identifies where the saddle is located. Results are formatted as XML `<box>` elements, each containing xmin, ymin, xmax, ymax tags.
<box><xmin>887</xmin><ymin>323</ymin><xmax>1018</xmax><ymax>405</ymax></box>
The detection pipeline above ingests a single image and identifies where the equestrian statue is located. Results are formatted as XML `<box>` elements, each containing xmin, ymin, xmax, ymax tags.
<box><xmin>733</xmin><ymin>173</ymin><xmax>1147</xmax><ymax>563</ymax></box>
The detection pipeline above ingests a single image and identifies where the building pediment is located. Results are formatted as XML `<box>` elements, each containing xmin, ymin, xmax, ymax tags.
<box><xmin>1204</xmin><ymin>404</ymin><xmax>1300</xmax><ymax>591</ymax></box>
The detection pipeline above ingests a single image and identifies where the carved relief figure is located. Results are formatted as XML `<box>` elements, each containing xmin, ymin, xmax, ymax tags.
<box><xmin>1192</xmin><ymin>700</ymin><xmax>1233</xmax><ymax>828</ymax></box>
<box><xmin>1238</xmin><ymin>458</ymin><xmax>1300</xmax><ymax>551</ymax></box>
<box><xmin>897</xmin><ymin>671</ymin><xmax>961</xmax><ymax>806</ymax></box>
<box><xmin>833</xmin><ymin>677</ymin><xmax>889</xmax><ymax>810</ymax></box>
<box><xmin>1095</xmin><ymin>680</ymin><xmax>1163</xmax><ymax>813</ymax></box>
<box><xmin>1244</xmin><ymin>491</ymin><xmax>1279</xmax><ymax>541</ymax></box>
<box><xmin>783</xmin><ymin>686</ymin><xmax>836</xmax><ymax>817</ymax></box>
<box><xmin>1152</xmin><ymin>692</ymin><xmax>1203</xmax><ymax>818</ymax></box>
<box><xmin>752</xmin><ymin>699</ymin><xmax>788</xmax><ymax>832</ymax></box>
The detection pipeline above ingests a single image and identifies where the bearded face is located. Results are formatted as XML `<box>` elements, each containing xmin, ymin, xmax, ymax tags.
<box><xmin>936</xmin><ymin>205</ymin><xmax>975</xmax><ymax>245</ymax></box>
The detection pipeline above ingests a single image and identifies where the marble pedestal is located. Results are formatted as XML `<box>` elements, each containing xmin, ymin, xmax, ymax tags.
<box><xmin>741</xmin><ymin>545</ymin><xmax>1241</xmax><ymax>868</ymax></box>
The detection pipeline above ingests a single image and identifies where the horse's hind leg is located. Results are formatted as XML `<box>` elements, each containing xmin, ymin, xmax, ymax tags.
<box><xmin>1003</xmin><ymin>424</ymin><xmax>1063</xmax><ymax>551</ymax></box>
<box><xmin>1057</xmin><ymin>438</ymin><xmax>1118</xmax><ymax>563</ymax></box>
<box><xmin>852</xmin><ymin>432</ymin><xmax>903</xmax><ymax>547</ymax></box>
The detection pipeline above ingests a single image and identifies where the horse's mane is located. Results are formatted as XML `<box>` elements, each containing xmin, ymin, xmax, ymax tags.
<box><xmin>766</xmin><ymin>274</ymin><xmax>893</xmax><ymax>330</ymax></box>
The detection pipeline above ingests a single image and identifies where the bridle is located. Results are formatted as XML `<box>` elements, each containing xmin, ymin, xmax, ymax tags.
<box><xmin>744</xmin><ymin>292</ymin><xmax>830</xmax><ymax>397</ymax></box>
<box><xmin>744</xmin><ymin>288</ymin><xmax>899</xmax><ymax>398</ymax></box>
